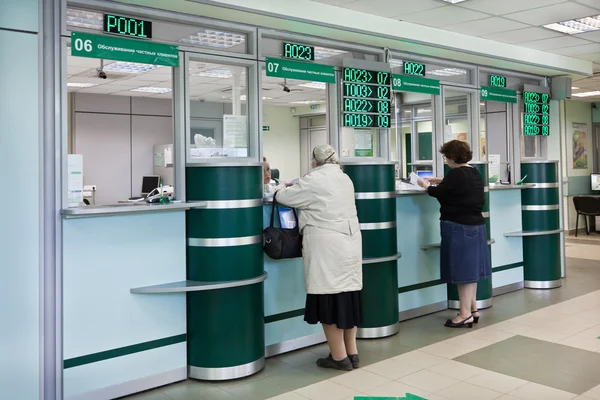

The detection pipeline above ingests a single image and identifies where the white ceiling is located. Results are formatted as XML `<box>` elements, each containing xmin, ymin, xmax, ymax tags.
<box><xmin>67</xmin><ymin>56</ymin><xmax>326</xmax><ymax>105</ymax></box>
<box><xmin>312</xmin><ymin>0</ymin><xmax>600</xmax><ymax>98</ymax></box>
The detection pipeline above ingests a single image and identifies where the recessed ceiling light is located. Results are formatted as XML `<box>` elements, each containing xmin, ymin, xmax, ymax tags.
<box><xmin>226</xmin><ymin>95</ymin><xmax>272</xmax><ymax>101</ymax></box>
<box><xmin>543</xmin><ymin>15</ymin><xmax>600</xmax><ymax>34</ymax></box>
<box><xmin>439</xmin><ymin>0</ymin><xmax>469</xmax><ymax>4</ymax></box>
<box><xmin>66</xmin><ymin>8</ymin><xmax>103</xmax><ymax>30</ymax></box>
<box><xmin>180</xmin><ymin>29</ymin><xmax>246</xmax><ymax>49</ymax></box>
<box><xmin>67</xmin><ymin>82</ymin><xmax>99</xmax><ymax>88</ymax></box>
<box><xmin>298</xmin><ymin>82</ymin><xmax>327</xmax><ymax>90</ymax></box>
<box><xmin>130</xmin><ymin>87</ymin><xmax>172</xmax><ymax>94</ymax></box>
<box><xmin>290</xmin><ymin>100</ymin><xmax>324</xmax><ymax>104</ymax></box>
<box><xmin>572</xmin><ymin>87</ymin><xmax>580</xmax><ymax>90</ymax></box>
<box><xmin>194</xmin><ymin>69</ymin><xmax>242</xmax><ymax>79</ymax></box>
<box><xmin>314</xmin><ymin>47</ymin><xmax>347</xmax><ymax>60</ymax></box>
<box><xmin>389</xmin><ymin>59</ymin><xmax>404</xmax><ymax>68</ymax></box>
<box><xmin>427</xmin><ymin>68</ymin><xmax>467</xmax><ymax>77</ymax></box>
<box><xmin>103</xmin><ymin>62</ymin><xmax>160</xmax><ymax>74</ymax></box>
<box><xmin>572</xmin><ymin>91</ymin><xmax>600</xmax><ymax>97</ymax></box>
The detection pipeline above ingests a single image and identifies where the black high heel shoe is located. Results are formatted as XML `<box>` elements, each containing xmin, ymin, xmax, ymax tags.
<box><xmin>445</xmin><ymin>315</ymin><xmax>474</xmax><ymax>328</ymax></box>
<box><xmin>472</xmin><ymin>311</ymin><xmax>480</xmax><ymax>324</ymax></box>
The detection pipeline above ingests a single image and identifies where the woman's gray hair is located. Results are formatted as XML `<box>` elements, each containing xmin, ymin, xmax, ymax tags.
<box><xmin>312</xmin><ymin>144</ymin><xmax>339</xmax><ymax>166</ymax></box>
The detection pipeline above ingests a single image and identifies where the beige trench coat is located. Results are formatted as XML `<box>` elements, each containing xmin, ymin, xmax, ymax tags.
<box><xmin>275</xmin><ymin>164</ymin><xmax>363</xmax><ymax>295</ymax></box>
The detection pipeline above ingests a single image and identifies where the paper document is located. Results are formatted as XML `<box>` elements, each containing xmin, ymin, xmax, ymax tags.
<box><xmin>409</xmin><ymin>172</ymin><xmax>425</xmax><ymax>187</ymax></box>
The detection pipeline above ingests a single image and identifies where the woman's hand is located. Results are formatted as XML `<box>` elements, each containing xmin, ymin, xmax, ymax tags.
<box><xmin>426</xmin><ymin>177</ymin><xmax>443</xmax><ymax>185</ymax></box>
<box><xmin>417</xmin><ymin>179</ymin><xmax>430</xmax><ymax>189</ymax></box>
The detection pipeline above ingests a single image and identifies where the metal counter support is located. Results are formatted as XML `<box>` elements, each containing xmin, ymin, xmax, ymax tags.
<box><xmin>520</xmin><ymin>161</ymin><xmax>562</xmax><ymax>289</ymax></box>
<box><xmin>344</xmin><ymin>164</ymin><xmax>400</xmax><ymax>339</ymax></box>
<box><xmin>185</xmin><ymin>165</ymin><xmax>265</xmax><ymax>380</ymax></box>
<box><xmin>446</xmin><ymin>162</ymin><xmax>493</xmax><ymax>310</ymax></box>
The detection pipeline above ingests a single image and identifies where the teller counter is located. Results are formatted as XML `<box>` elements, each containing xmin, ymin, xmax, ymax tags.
<box><xmin>263</xmin><ymin>185</ymin><xmax>528</xmax><ymax>356</ymax></box>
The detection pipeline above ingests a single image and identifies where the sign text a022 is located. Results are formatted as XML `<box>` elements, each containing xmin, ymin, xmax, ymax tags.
<box><xmin>71</xmin><ymin>32</ymin><xmax>179</xmax><ymax>67</ymax></box>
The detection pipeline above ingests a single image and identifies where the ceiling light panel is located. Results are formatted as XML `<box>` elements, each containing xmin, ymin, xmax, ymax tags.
<box><xmin>439</xmin><ymin>0</ymin><xmax>469</xmax><ymax>3</ymax></box>
<box><xmin>544</xmin><ymin>15</ymin><xmax>600</xmax><ymax>34</ymax></box>
<box><xmin>67</xmin><ymin>82</ymin><xmax>99</xmax><ymax>88</ymax></box>
<box><xmin>180</xmin><ymin>29</ymin><xmax>246</xmax><ymax>49</ymax></box>
<box><xmin>314</xmin><ymin>47</ymin><xmax>348</xmax><ymax>60</ymax></box>
<box><xmin>298</xmin><ymin>82</ymin><xmax>327</xmax><ymax>90</ymax></box>
<box><xmin>66</xmin><ymin>8</ymin><xmax>104</xmax><ymax>30</ymax></box>
<box><xmin>193</xmin><ymin>69</ymin><xmax>244</xmax><ymax>79</ymax></box>
<box><xmin>290</xmin><ymin>100</ymin><xmax>325</xmax><ymax>104</ymax></box>
<box><xmin>572</xmin><ymin>91</ymin><xmax>600</xmax><ymax>97</ymax></box>
<box><xmin>103</xmin><ymin>62</ymin><xmax>160</xmax><ymax>74</ymax></box>
<box><xmin>130</xmin><ymin>87</ymin><xmax>172</xmax><ymax>94</ymax></box>
<box><xmin>427</xmin><ymin>68</ymin><xmax>467</xmax><ymax>76</ymax></box>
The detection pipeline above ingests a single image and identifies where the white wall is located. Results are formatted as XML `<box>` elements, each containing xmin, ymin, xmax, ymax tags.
<box><xmin>0</xmin><ymin>3</ymin><xmax>41</xmax><ymax>398</ymax></box>
<box><xmin>263</xmin><ymin>105</ymin><xmax>301</xmax><ymax>181</ymax></box>
<box><xmin>72</xmin><ymin>93</ymin><xmax>173</xmax><ymax>205</ymax></box>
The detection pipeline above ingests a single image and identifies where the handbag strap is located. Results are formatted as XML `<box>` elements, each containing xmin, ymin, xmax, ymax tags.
<box><xmin>269</xmin><ymin>193</ymin><xmax>278</xmax><ymax>227</ymax></box>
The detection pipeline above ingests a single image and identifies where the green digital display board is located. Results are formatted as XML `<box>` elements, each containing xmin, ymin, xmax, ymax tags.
<box><xmin>489</xmin><ymin>75</ymin><xmax>506</xmax><ymax>88</ymax></box>
<box><xmin>283</xmin><ymin>42</ymin><xmax>314</xmax><ymax>61</ymax></box>
<box><xmin>104</xmin><ymin>14</ymin><xmax>152</xmax><ymax>39</ymax></box>
<box><xmin>403</xmin><ymin>62</ymin><xmax>426</xmax><ymax>77</ymax></box>
<box><xmin>523</xmin><ymin>91</ymin><xmax>550</xmax><ymax>136</ymax></box>
<box><xmin>342</xmin><ymin>67</ymin><xmax>392</xmax><ymax>128</ymax></box>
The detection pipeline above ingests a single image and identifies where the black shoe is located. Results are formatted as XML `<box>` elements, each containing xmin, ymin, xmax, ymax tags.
<box><xmin>317</xmin><ymin>355</ymin><xmax>353</xmax><ymax>371</ymax></box>
<box><xmin>444</xmin><ymin>315</ymin><xmax>474</xmax><ymax>328</ymax></box>
<box><xmin>329</xmin><ymin>353</ymin><xmax>359</xmax><ymax>369</ymax></box>
<box><xmin>472</xmin><ymin>311</ymin><xmax>480</xmax><ymax>324</ymax></box>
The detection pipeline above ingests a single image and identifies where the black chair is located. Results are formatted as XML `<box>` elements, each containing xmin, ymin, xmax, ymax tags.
<box><xmin>573</xmin><ymin>196</ymin><xmax>600</xmax><ymax>236</ymax></box>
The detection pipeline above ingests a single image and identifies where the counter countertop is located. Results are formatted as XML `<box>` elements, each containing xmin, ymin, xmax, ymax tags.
<box><xmin>61</xmin><ymin>201</ymin><xmax>207</xmax><ymax>218</ymax></box>
<box><xmin>396</xmin><ymin>190</ymin><xmax>428</xmax><ymax>196</ymax></box>
<box><xmin>489</xmin><ymin>183</ymin><xmax>536</xmax><ymax>190</ymax></box>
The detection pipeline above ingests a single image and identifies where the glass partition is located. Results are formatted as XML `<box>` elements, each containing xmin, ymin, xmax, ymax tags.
<box><xmin>443</xmin><ymin>89</ymin><xmax>471</xmax><ymax>145</ymax></box>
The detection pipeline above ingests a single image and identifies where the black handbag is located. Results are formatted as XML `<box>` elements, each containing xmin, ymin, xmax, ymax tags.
<box><xmin>263</xmin><ymin>194</ymin><xmax>303</xmax><ymax>259</ymax></box>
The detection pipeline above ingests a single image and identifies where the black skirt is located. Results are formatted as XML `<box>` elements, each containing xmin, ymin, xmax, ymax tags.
<box><xmin>304</xmin><ymin>291</ymin><xmax>363</xmax><ymax>330</ymax></box>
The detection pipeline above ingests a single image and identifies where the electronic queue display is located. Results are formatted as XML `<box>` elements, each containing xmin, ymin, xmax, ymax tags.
<box><xmin>489</xmin><ymin>75</ymin><xmax>507</xmax><ymax>88</ymax></box>
<box><xmin>523</xmin><ymin>91</ymin><xmax>550</xmax><ymax>136</ymax></box>
<box><xmin>283</xmin><ymin>42</ymin><xmax>315</xmax><ymax>61</ymax></box>
<box><xmin>342</xmin><ymin>67</ymin><xmax>392</xmax><ymax>128</ymax></box>
<box><xmin>103</xmin><ymin>14</ymin><xmax>152</xmax><ymax>39</ymax></box>
<box><xmin>403</xmin><ymin>61</ymin><xmax>426</xmax><ymax>77</ymax></box>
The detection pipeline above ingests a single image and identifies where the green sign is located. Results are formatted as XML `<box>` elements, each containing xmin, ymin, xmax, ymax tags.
<box><xmin>480</xmin><ymin>86</ymin><xmax>517</xmax><ymax>103</ymax></box>
<box><xmin>71</xmin><ymin>32</ymin><xmax>179</xmax><ymax>67</ymax></box>
<box><xmin>265</xmin><ymin>57</ymin><xmax>335</xmax><ymax>83</ymax></box>
<box><xmin>392</xmin><ymin>74</ymin><xmax>440</xmax><ymax>95</ymax></box>
<box><xmin>262</xmin><ymin>126</ymin><xmax>270</xmax><ymax>131</ymax></box>
<box><xmin>355</xmin><ymin>395</ymin><xmax>426</xmax><ymax>400</ymax></box>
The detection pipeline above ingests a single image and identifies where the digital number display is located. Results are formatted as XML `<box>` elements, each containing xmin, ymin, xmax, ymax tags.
<box><xmin>283</xmin><ymin>43</ymin><xmax>314</xmax><ymax>61</ymax></box>
<box><xmin>523</xmin><ymin>91</ymin><xmax>550</xmax><ymax>136</ymax></box>
<box><xmin>344</xmin><ymin>98</ymin><xmax>390</xmax><ymax>114</ymax></box>
<box><xmin>343</xmin><ymin>68</ymin><xmax>390</xmax><ymax>85</ymax></box>
<box><xmin>103</xmin><ymin>14</ymin><xmax>152</xmax><ymax>39</ymax></box>
<box><xmin>403</xmin><ymin>62</ymin><xmax>426</xmax><ymax>77</ymax></box>
<box><xmin>344</xmin><ymin>113</ymin><xmax>390</xmax><ymax>128</ymax></box>
<box><xmin>489</xmin><ymin>75</ymin><xmax>506</xmax><ymax>88</ymax></box>
<box><xmin>343</xmin><ymin>83</ymin><xmax>390</xmax><ymax>99</ymax></box>
<box><xmin>342</xmin><ymin>67</ymin><xmax>392</xmax><ymax>129</ymax></box>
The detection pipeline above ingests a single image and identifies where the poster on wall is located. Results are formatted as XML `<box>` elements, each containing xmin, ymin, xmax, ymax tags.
<box><xmin>354</xmin><ymin>130</ymin><xmax>373</xmax><ymax>157</ymax></box>
<box><xmin>572</xmin><ymin>122</ymin><xmax>588</xmax><ymax>169</ymax></box>
<box><xmin>67</xmin><ymin>154</ymin><xmax>84</xmax><ymax>207</ymax></box>
<box><xmin>223</xmin><ymin>115</ymin><xmax>249</xmax><ymax>157</ymax></box>
<box><xmin>488</xmin><ymin>154</ymin><xmax>501</xmax><ymax>183</ymax></box>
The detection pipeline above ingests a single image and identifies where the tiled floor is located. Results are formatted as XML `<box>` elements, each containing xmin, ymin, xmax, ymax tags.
<box><xmin>125</xmin><ymin>238</ymin><xmax>600</xmax><ymax>400</ymax></box>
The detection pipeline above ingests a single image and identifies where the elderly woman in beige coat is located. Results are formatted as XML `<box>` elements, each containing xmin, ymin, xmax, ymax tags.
<box><xmin>275</xmin><ymin>144</ymin><xmax>363</xmax><ymax>371</ymax></box>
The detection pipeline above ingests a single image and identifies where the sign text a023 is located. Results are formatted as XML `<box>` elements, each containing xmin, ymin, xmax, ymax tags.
<box><xmin>71</xmin><ymin>32</ymin><xmax>179</xmax><ymax>67</ymax></box>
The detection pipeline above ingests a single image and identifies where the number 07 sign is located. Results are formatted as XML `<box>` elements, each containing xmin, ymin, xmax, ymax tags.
<box><xmin>70</xmin><ymin>32</ymin><xmax>179</xmax><ymax>67</ymax></box>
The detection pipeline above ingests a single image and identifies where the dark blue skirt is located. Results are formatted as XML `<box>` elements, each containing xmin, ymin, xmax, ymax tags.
<box><xmin>440</xmin><ymin>221</ymin><xmax>491</xmax><ymax>284</ymax></box>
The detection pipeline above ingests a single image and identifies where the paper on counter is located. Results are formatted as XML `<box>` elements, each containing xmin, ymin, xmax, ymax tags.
<box><xmin>409</xmin><ymin>172</ymin><xmax>425</xmax><ymax>188</ymax></box>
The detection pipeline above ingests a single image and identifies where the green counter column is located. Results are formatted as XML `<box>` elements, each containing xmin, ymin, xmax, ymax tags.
<box><xmin>521</xmin><ymin>161</ymin><xmax>562</xmax><ymax>289</ymax></box>
<box><xmin>446</xmin><ymin>162</ymin><xmax>493</xmax><ymax>310</ymax></box>
<box><xmin>186</xmin><ymin>164</ymin><xmax>266</xmax><ymax>380</ymax></box>
<box><xmin>343</xmin><ymin>163</ymin><xmax>400</xmax><ymax>339</ymax></box>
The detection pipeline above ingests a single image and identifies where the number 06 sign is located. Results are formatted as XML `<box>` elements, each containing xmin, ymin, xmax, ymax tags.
<box><xmin>70</xmin><ymin>32</ymin><xmax>179</xmax><ymax>67</ymax></box>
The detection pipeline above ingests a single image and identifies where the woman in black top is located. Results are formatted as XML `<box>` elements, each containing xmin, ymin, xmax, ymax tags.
<box><xmin>419</xmin><ymin>140</ymin><xmax>491</xmax><ymax>328</ymax></box>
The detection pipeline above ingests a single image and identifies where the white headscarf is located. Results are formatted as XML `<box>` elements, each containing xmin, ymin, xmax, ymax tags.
<box><xmin>312</xmin><ymin>144</ymin><xmax>339</xmax><ymax>166</ymax></box>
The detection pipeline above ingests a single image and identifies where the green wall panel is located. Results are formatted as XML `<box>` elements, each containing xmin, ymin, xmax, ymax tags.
<box><xmin>522</xmin><ymin>188</ymin><xmax>560</xmax><ymax>206</ymax></box>
<box><xmin>522</xmin><ymin>210</ymin><xmax>560</xmax><ymax>231</ymax></box>
<box><xmin>523</xmin><ymin>234</ymin><xmax>561</xmax><ymax>282</ymax></box>
<box><xmin>187</xmin><ymin>207</ymin><xmax>263</xmax><ymax>238</ymax></box>
<box><xmin>186</xmin><ymin>167</ymin><xmax>262</xmax><ymax>201</ymax></box>
<box><xmin>344</xmin><ymin>165</ymin><xmax>395</xmax><ymax>193</ymax></box>
<box><xmin>362</xmin><ymin>229</ymin><xmax>397</xmax><ymax>258</ymax></box>
<box><xmin>355</xmin><ymin>198</ymin><xmax>396</xmax><ymax>223</ymax></box>
<box><xmin>187</xmin><ymin>283</ymin><xmax>264</xmax><ymax>368</ymax></box>
<box><xmin>187</xmin><ymin>243</ymin><xmax>264</xmax><ymax>282</ymax></box>
<box><xmin>521</xmin><ymin>163</ymin><xmax>558</xmax><ymax>184</ymax></box>
<box><xmin>360</xmin><ymin>261</ymin><xmax>399</xmax><ymax>328</ymax></box>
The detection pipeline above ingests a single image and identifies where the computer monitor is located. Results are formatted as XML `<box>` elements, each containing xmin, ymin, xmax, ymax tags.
<box><xmin>417</xmin><ymin>170</ymin><xmax>433</xmax><ymax>179</ymax></box>
<box><xmin>591</xmin><ymin>173</ymin><xmax>600</xmax><ymax>192</ymax></box>
<box><xmin>141</xmin><ymin>176</ymin><xmax>160</xmax><ymax>196</ymax></box>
